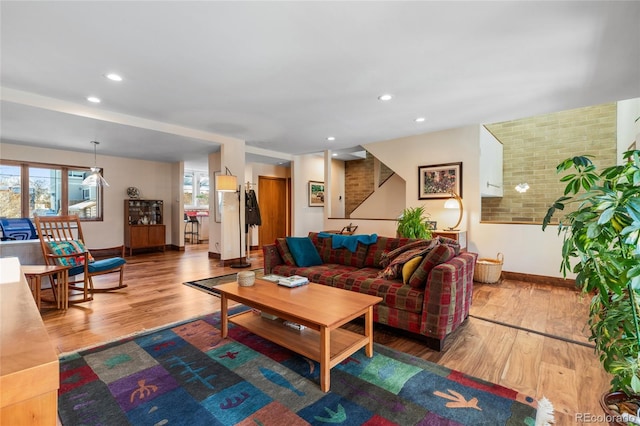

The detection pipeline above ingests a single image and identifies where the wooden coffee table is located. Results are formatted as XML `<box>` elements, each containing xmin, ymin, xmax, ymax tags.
<box><xmin>215</xmin><ymin>279</ymin><xmax>382</xmax><ymax>392</ymax></box>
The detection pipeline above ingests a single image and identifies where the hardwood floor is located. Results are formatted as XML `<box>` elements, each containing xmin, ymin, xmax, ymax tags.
<box><xmin>41</xmin><ymin>244</ymin><xmax>610</xmax><ymax>425</ymax></box>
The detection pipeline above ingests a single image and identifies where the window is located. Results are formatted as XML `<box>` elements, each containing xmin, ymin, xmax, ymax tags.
<box><xmin>0</xmin><ymin>164</ymin><xmax>21</xmax><ymax>218</ymax></box>
<box><xmin>184</xmin><ymin>171</ymin><xmax>209</xmax><ymax>207</ymax></box>
<box><xmin>0</xmin><ymin>160</ymin><xmax>104</xmax><ymax>221</ymax></box>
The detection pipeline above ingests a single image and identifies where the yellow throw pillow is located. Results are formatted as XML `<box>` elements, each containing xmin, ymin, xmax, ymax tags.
<box><xmin>402</xmin><ymin>256</ymin><xmax>423</xmax><ymax>284</ymax></box>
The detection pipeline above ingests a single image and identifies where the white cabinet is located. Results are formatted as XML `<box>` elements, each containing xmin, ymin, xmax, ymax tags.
<box><xmin>480</xmin><ymin>126</ymin><xmax>503</xmax><ymax>197</ymax></box>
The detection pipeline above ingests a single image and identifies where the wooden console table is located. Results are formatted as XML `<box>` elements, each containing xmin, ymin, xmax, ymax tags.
<box><xmin>1</xmin><ymin>258</ymin><xmax>59</xmax><ymax>425</ymax></box>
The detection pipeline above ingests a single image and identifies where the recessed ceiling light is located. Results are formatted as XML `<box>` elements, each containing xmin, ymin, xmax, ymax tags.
<box><xmin>415</xmin><ymin>117</ymin><xmax>426</xmax><ymax>122</ymax></box>
<box><xmin>87</xmin><ymin>96</ymin><xmax>101</xmax><ymax>103</ymax></box>
<box><xmin>327</xmin><ymin>136</ymin><xmax>335</xmax><ymax>141</ymax></box>
<box><xmin>105</xmin><ymin>73</ymin><xmax>122</xmax><ymax>82</ymax></box>
<box><xmin>332</xmin><ymin>153</ymin><xmax>338</xmax><ymax>157</ymax></box>
<box><xmin>378</xmin><ymin>94</ymin><xmax>393</xmax><ymax>101</ymax></box>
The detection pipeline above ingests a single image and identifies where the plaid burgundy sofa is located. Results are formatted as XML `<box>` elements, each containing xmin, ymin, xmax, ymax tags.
<box><xmin>262</xmin><ymin>232</ymin><xmax>477</xmax><ymax>351</ymax></box>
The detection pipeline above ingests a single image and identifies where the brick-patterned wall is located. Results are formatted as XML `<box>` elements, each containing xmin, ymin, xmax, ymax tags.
<box><xmin>379</xmin><ymin>162</ymin><xmax>394</xmax><ymax>186</ymax></box>
<box><xmin>345</xmin><ymin>152</ymin><xmax>375</xmax><ymax>217</ymax></box>
<box><xmin>482</xmin><ymin>103</ymin><xmax>617</xmax><ymax>223</ymax></box>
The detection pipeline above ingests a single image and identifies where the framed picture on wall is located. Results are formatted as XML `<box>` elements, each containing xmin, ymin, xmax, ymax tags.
<box><xmin>213</xmin><ymin>171</ymin><xmax>222</xmax><ymax>222</ymax></box>
<box><xmin>418</xmin><ymin>162</ymin><xmax>462</xmax><ymax>199</ymax></box>
<box><xmin>308</xmin><ymin>181</ymin><xmax>325</xmax><ymax>207</ymax></box>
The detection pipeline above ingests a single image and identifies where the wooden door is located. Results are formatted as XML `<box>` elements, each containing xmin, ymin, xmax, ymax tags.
<box><xmin>258</xmin><ymin>176</ymin><xmax>287</xmax><ymax>247</ymax></box>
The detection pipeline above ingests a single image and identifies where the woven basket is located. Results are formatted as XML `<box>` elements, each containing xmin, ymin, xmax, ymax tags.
<box><xmin>473</xmin><ymin>253</ymin><xmax>504</xmax><ymax>283</ymax></box>
<box><xmin>237</xmin><ymin>271</ymin><xmax>256</xmax><ymax>287</ymax></box>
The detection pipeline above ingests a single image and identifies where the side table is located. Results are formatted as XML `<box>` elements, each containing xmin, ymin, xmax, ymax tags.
<box><xmin>22</xmin><ymin>265</ymin><xmax>70</xmax><ymax>310</ymax></box>
<box><xmin>432</xmin><ymin>230</ymin><xmax>467</xmax><ymax>252</ymax></box>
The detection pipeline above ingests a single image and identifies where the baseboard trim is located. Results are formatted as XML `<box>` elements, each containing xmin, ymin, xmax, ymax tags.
<box><xmin>500</xmin><ymin>270</ymin><xmax>576</xmax><ymax>289</ymax></box>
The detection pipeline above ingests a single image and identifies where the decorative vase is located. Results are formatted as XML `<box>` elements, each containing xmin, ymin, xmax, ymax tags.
<box><xmin>599</xmin><ymin>391</ymin><xmax>640</xmax><ymax>425</ymax></box>
<box><xmin>237</xmin><ymin>271</ymin><xmax>255</xmax><ymax>287</ymax></box>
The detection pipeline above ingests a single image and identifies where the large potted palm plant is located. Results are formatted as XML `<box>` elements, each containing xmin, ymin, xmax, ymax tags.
<box><xmin>543</xmin><ymin>150</ymin><xmax>640</xmax><ymax>423</ymax></box>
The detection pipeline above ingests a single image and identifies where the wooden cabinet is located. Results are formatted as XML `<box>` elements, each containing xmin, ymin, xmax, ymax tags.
<box><xmin>433</xmin><ymin>230</ymin><xmax>467</xmax><ymax>252</ymax></box>
<box><xmin>124</xmin><ymin>199</ymin><xmax>166</xmax><ymax>255</ymax></box>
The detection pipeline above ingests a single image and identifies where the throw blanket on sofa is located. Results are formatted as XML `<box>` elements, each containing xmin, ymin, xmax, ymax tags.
<box><xmin>378</xmin><ymin>239</ymin><xmax>439</xmax><ymax>279</ymax></box>
<box><xmin>317</xmin><ymin>232</ymin><xmax>378</xmax><ymax>252</ymax></box>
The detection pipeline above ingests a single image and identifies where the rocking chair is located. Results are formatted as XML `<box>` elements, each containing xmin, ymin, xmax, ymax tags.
<box><xmin>34</xmin><ymin>215</ymin><xmax>127</xmax><ymax>303</ymax></box>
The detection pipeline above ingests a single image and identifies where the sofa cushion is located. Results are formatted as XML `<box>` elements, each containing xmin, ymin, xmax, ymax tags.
<box><xmin>309</xmin><ymin>232</ymin><xmax>368</xmax><ymax>268</ymax></box>
<box><xmin>364</xmin><ymin>236</ymin><xmax>415</xmax><ymax>268</ymax></box>
<box><xmin>402</xmin><ymin>256</ymin><xmax>423</xmax><ymax>284</ymax></box>
<box><xmin>437</xmin><ymin>236</ymin><xmax>461</xmax><ymax>255</ymax></box>
<box><xmin>302</xmin><ymin>263</ymin><xmax>358</xmax><ymax>286</ymax></box>
<box><xmin>332</xmin><ymin>273</ymin><xmax>424</xmax><ymax>314</ymax></box>
<box><xmin>408</xmin><ymin>244</ymin><xmax>456</xmax><ymax>288</ymax></box>
<box><xmin>275</xmin><ymin>238</ymin><xmax>296</xmax><ymax>266</ymax></box>
<box><xmin>286</xmin><ymin>237</ymin><xmax>323</xmax><ymax>267</ymax></box>
<box><xmin>378</xmin><ymin>239</ymin><xmax>439</xmax><ymax>279</ymax></box>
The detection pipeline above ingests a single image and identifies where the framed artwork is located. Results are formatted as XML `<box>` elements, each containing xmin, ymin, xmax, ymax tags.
<box><xmin>213</xmin><ymin>171</ymin><xmax>222</xmax><ymax>223</ymax></box>
<box><xmin>308</xmin><ymin>181</ymin><xmax>325</xmax><ymax>207</ymax></box>
<box><xmin>418</xmin><ymin>162</ymin><xmax>462</xmax><ymax>199</ymax></box>
<box><xmin>426</xmin><ymin>221</ymin><xmax>437</xmax><ymax>230</ymax></box>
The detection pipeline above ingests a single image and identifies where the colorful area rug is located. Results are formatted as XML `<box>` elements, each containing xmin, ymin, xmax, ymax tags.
<box><xmin>58</xmin><ymin>307</ymin><xmax>542</xmax><ymax>425</ymax></box>
<box><xmin>184</xmin><ymin>269</ymin><xmax>264</xmax><ymax>295</ymax></box>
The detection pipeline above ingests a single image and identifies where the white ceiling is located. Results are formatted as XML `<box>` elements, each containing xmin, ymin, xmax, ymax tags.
<box><xmin>1</xmin><ymin>1</ymin><xmax>639</xmax><ymax>171</ymax></box>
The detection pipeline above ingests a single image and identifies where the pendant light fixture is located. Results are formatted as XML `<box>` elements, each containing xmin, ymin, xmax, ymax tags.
<box><xmin>82</xmin><ymin>141</ymin><xmax>109</xmax><ymax>187</ymax></box>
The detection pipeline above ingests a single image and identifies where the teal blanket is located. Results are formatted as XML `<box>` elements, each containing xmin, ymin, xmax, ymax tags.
<box><xmin>318</xmin><ymin>232</ymin><xmax>378</xmax><ymax>252</ymax></box>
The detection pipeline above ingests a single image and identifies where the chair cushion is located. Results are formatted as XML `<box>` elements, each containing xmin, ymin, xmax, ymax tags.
<box><xmin>68</xmin><ymin>257</ymin><xmax>126</xmax><ymax>276</ymax></box>
<box><xmin>286</xmin><ymin>237</ymin><xmax>323</xmax><ymax>267</ymax></box>
<box><xmin>46</xmin><ymin>240</ymin><xmax>95</xmax><ymax>267</ymax></box>
<box><xmin>89</xmin><ymin>257</ymin><xmax>126</xmax><ymax>273</ymax></box>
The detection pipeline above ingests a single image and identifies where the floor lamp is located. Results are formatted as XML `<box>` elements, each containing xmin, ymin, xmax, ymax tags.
<box><xmin>215</xmin><ymin>168</ymin><xmax>251</xmax><ymax>268</ymax></box>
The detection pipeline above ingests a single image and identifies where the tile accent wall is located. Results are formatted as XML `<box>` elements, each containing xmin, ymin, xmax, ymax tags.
<box><xmin>345</xmin><ymin>152</ymin><xmax>375</xmax><ymax>217</ymax></box>
<box><xmin>482</xmin><ymin>102</ymin><xmax>617</xmax><ymax>223</ymax></box>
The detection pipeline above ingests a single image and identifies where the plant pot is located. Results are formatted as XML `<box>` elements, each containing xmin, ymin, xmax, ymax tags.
<box><xmin>600</xmin><ymin>391</ymin><xmax>640</xmax><ymax>425</ymax></box>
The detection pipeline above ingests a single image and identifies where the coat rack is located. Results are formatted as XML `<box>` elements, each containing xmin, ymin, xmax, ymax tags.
<box><xmin>244</xmin><ymin>181</ymin><xmax>257</xmax><ymax>260</ymax></box>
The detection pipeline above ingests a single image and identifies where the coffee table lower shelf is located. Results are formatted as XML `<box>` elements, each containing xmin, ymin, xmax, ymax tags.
<box><xmin>230</xmin><ymin>311</ymin><xmax>370</xmax><ymax>389</ymax></box>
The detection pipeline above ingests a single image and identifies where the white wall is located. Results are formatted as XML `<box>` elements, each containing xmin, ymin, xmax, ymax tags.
<box><xmin>360</xmin><ymin>125</ymin><xmax>569</xmax><ymax>278</ymax></box>
<box><xmin>0</xmin><ymin>142</ymin><xmax>174</xmax><ymax>248</ymax></box>
<box><xmin>330</xmin><ymin>159</ymin><xmax>345</xmax><ymax>218</ymax></box>
<box><xmin>291</xmin><ymin>154</ymin><xmax>324</xmax><ymax>236</ymax></box>
<box><xmin>618</xmin><ymin>98</ymin><xmax>640</xmax><ymax>161</ymax></box>
<box><xmin>351</xmin><ymin>173</ymin><xmax>405</xmax><ymax>220</ymax></box>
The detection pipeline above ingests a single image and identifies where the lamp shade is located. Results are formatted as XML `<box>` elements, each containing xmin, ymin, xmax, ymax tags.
<box><xmin>82</xmin><ymin>167</ymin><xmax>109</xmax><ymax>187</ymax></box>
<box><xmin>216</xmin><ymin>174</ymin><xmax>238</xmax><ymax>192</ymax></box>
<box><xmin>443</xmin><ymin>192</ymin><xmax>463</xmax><ymax>230</ymax></box>
<box><xmin>444</xmin><ymin>198</ymin><xmax>460</xmax><ymax>209</ymax></box>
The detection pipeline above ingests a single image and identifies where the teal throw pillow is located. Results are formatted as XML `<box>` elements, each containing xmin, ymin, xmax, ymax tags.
<box><xmin>286</xmin><ymin>237</ymin><xmax>323</xmax><ymax>267</ymax></box>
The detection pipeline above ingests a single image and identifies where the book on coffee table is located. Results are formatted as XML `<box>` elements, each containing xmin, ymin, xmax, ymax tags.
<box><xmin>278</xmin><ymin>275</ymin><xmax>309</xmax><ymax>287</ymax></box>
<box><xmin>261</xmin><ymin>274</ymin><xmax>286</xmax><ymax>283</ymax></box>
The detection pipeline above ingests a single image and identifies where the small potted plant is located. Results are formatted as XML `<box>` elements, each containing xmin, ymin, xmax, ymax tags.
<box><xmin>396</xmin><ymin>206</ymin><xmax>433</xmax><ymax>239</ymax></box>
<box><xmin>543</xmin><ymin>150</ymin><xmax>640</xmax><ymax>423</ymax></box>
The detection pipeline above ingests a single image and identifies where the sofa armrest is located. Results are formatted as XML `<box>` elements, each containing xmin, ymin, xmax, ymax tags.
<box><xmin>420</xmin><ymin>252</ymin><xmax>477</xmax><ymax>339</ymax></box>
<box><xmin>262</xmin><ymin>243</ymin><xmax>284</xmax><ymax>274</ymax></box>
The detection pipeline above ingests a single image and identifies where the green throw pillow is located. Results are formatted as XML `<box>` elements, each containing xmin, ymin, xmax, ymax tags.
<box><xmin>286</xmin><ymin>237</ymin><xmax>323</xmax><ymax>267</ymax></box>
<box><xmin>46</xmin><ymin>240</ymin><xmax>94</xmax><ymax>267</ymax></box>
